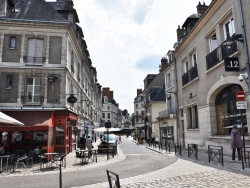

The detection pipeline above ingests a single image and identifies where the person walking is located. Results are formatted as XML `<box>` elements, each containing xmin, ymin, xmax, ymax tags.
<box><xmin>231</xmin><ymin>125</ymin><xmax>243</xmax><ymax>162</ymax></box>
<box><xmin>85</xmin><ymin>136</ymin><xmax>92</xmax><ymax>150</ymax></box>
<box><xmin>118</xmin><ymin>136</ymin><xmax>122</xmax><ymax>144</ymax></box>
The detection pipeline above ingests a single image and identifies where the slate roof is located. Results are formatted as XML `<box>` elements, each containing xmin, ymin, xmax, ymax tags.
<box><xmin>150</xmin><ymin>85</ymin><xmax>165</xmax><ymax>102</ymax></box>
<box><xmin>5</xmin><ymin>0</ymin><xmax>68</xmax><ymax>23</ymax></box>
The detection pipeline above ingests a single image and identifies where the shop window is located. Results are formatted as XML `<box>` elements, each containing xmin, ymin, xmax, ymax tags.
<box><xmin>216</xmin><ymin>84</ymin><xmax>246</xmax><ymax>135</ymax></box>
<box><xmin>56</xmin><ymin>126</ymin><xmax>65</xmax><ymax>145</ymax></box>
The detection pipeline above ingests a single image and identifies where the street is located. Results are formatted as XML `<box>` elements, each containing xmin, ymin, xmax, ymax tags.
<box><xmin>0</xmin><ymin>137</ymin><xmax>176</xmax><ymax>188</ymax></box>
<box><xmin>0</xmin><ymin>137</ymin><xmax>250</xmax><ymax>188</ymax></box>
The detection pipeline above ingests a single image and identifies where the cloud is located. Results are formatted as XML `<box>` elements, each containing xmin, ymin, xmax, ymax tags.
<box><xmin>135</xmin><ymin>54</ymin><xmax>161</xmax><ymax>72</ymax></box>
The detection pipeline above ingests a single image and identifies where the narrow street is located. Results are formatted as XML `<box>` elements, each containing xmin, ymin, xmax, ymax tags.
<box><xmin>0</xmin><ymin>137</ymin><xmax>176</xmax><ymax>188</ymax></box>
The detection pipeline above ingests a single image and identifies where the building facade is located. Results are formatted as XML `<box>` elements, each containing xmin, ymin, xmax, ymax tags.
<box><xmin>0</xmin><ymin>0</ymin><xmax>102</xmax><ymax>153</ymax></box>
<box><xmin>174</xmin><ymin>0</ymin><xmax>250</xmax><ymax>154</ymax></box>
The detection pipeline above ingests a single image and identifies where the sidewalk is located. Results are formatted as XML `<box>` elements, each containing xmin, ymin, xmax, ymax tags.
<box><xmin>0</xmin><ymin>138</ymin><xmax>125</xmax><ymax>177</ymax></box>
<box><xmin>137</xmin><ymin>138</ymin><xmax>250</xmax><ymax>175</ymax></box>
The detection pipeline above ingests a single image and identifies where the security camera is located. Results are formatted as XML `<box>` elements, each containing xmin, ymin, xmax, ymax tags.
<box><xmin>238</xmin><ymin>74</ymin><xmax>244</xmax><ymax>82</ymax></box>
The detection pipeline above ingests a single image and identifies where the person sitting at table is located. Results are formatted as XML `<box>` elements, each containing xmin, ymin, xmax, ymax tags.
<box><xmin>0</xmin><ymin>143</ymin><xmax>4</xmax><ymax>155</ymax></box>
<box><xmin>33</xmin><ymin>146</ymin><xmax>41</xmax><ymax>161</ymax></box>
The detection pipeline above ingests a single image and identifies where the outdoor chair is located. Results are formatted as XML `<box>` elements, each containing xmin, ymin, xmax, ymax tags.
<box><xmin>52</xmin><ymin>153</ymin><xmax>66</xmax><ymax>168</ymax></box>
<box><xmin>38</xmin><ymin>154</ymin><xmax>46</xmax><ymax>169</ymax></box>
<box><xmin>26</xmin><ymin>151</ymin><xmax>34</xmax><ymax>167</ymax></box>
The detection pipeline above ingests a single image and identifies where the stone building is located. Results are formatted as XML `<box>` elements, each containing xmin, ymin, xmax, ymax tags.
<box><xmin>174</xmin><ymin>0</ymin><xmax>250</xmax><ymax>154</ymax></box>
<box><xmin>0</xmin><ymin>0</ymin><xmax>102</xmax><ymax>153</ymax></box>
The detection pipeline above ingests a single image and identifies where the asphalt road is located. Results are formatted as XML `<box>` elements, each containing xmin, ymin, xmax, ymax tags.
<box><xmin>0</xmin><ymin>137</ymin><xmax>177</xmax><ymax>188</ymax></box>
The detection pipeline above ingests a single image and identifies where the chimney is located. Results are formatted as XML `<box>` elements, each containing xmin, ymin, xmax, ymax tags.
<box><xmin>103</xmin><ymin>87</ymin><xmax>110</xmax><ymax>98</ymax></box>
<box><xmin>176</xmin><ymin>25</ymin><xmax>186</xmax><ymax>43</ymax></box>
<box><xmin>57</xmin><ymin>0</ymin><xmax>74</xmax><ymax>7</ymax></box>
<box><xmin>160</xmin><ymin>57</ymin><xmax>168</xmax><ymax>72</ymax></box>
<box><xmin>137</xmin><ymin>89</ymin><xmax>143</xmax><ymax>96</ymax></box>
<box><xmin>196</xmin><ymin>2</ymin><xmax>208</xmax><ymax>15</ymax></box>
<box><xmin>110</xmin><ymin>91</ymin><xmax>114</xmax><ymax>99</ymax></box>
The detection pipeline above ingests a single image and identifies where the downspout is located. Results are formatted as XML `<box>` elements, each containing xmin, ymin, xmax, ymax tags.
<box><xmin>173</xmin><ymin>57</ymin><xmax>181</xmax><ymax>146</ymax></box>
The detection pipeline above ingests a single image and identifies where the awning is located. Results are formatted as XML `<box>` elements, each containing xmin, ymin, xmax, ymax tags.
<box><xmin>0</xmin><ymin>112</ymin><xmax>24</xmax><ymax>126</ymax></box>
<box><xmin>93</xmin><ymin>127</ymin><xmax>122</xmax><ymax>132</ymax></box>
<box><xmin>0</xmin><ymin>125</ymin><xmax>48</xmax><ymax>132</ymax></box>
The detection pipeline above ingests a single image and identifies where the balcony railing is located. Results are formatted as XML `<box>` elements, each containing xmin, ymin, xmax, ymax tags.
<box><xmin>159</xmin><ymin>108</ymin><xmax>177</xmax><ymax>118</ymax></box>
<box><xmin>206</xmin><ymin>47</ymin><xmax>220</xmax><ymax>70</ymax></box>
<box><xmin>182</xmin><ymin>64</ymin><xmax>198</xmax><ymax>86</ymax></box>
<box><xmin>21</xmin><ymin>95</ymin><xmax>44</xmax><ymax>104</ymax></box>
<box><xmin>23</xmin><ymin>56</ymin><xmax>46</xmax><ymax>65</ymax></box>
<box><xmin>206</xmin><ymin>40</ymin><xmax>238</xmax><ymax>70</ymax></box>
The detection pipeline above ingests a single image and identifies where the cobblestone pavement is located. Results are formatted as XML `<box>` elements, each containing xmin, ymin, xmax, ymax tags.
<box><xmin>78</xmin><ymin>137</ymin><xmax>250</xmax><ymax>188</ymax></box>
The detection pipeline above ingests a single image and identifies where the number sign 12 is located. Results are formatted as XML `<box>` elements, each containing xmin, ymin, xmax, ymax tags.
<box><xmin>225</xmin><ymin>57</ymin><xmax>240</xmax><ymax>72</ymax></box>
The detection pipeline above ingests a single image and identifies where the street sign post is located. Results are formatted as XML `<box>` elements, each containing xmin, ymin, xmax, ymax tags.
<box><xmin>236</xmin><ymin>91</ymin><xmax>245</xmax><ymax>101</ymax></box>
<box><xmin>236</xmin><ymin>101</ymin><xmax>247</xmax><ymax>109</ymax></box>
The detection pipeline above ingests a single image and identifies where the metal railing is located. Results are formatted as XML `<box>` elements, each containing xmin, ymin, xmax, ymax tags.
<box><xmin>107</xmin><ymin>169</ymin><xmax>120</xmax><ymax>188</ymax></box>
<box><xmin>23</xmin><ymin>56</ymin><xmax>45</xmax><ymax>64</ymax></box>
<box><xmin>182</xmin><ymin>64</ymin><xmax>198</xmax><ymax>86</ymax></box>
<box><xmin>208</xmin><ymin>145</ymin><xmax>223</xmax><ymax>166</ymax></box>
<box><xmin>158</xmin><ymin>108</ymin><xmax>177</xmax><ymax>117</ymax></box>
<box><xmin>21</xmin><ymin>95</ymin><xmax>44</xmax><ymax>104</ymax></box>
<box><xmin>206</xmin><ymin>47</ymin><xmax>220</xmax><ymax>70</ymax></box>
<box><xmin>188</xmin><ymin>144</ymin><xmax>198</xmax><ymax>160</ymax></box>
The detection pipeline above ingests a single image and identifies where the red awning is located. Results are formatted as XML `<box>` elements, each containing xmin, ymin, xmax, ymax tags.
<box><xmin>2</xmin><ymin>111</ymin><xmax>52</xmax><ymax>126</ymax></box>
<box><xmin>0</xmin><ymin>125</ymin><xmax>48</xmax><ymax>132</ymax></box>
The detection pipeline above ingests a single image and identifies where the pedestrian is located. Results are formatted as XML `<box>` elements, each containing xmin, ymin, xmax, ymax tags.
<box><xmin>85</xmin><ymin>136</ymin><xmax>93</xmax><ymax>150</ymax></box>
<box><xmin>79</xmin><ymin>134</ymin><xmax>86</xmax><ymax>150</ymax></box>
<box><xmin>119</xmin><ymin>136</ymin><xmax>122</xmax><ymax>143</ymax></box>
<box><xmin>231</xmin><ymin>125</ymin><xmax>243</xmax><ymax>162</ymax></box>
<box><xmin>0</xmin><ymin>143</ymin><xmax>5</xmax><ymax>155</ymax></box>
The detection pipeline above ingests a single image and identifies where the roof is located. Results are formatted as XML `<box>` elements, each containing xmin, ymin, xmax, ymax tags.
<box><xmin>5</xmin><ymin>0</ymin><xmax>68</xmax><ymax>23</ymax></box>
<box><xmin>150</xmin><ymin>85</ymin><xmax>165</xmax><ymax>102</ymax></box>
<box><xmin>182</xmin><ymin>13</ymin><xmax>201</xmax><ymax>28</ymax></box>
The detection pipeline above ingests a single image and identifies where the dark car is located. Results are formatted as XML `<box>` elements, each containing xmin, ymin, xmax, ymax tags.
<box><xmin>97</xmin><ymin>134</ymin><xmax>117</xmax><ymax>153</ymax></box>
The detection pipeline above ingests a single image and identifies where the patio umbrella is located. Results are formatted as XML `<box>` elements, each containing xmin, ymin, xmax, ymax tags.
<box><xmin>93</xmin><ymin>127</ymin><xmax>121</xmax><ymax>132</ymax></box>
<box><xmin>0</xmin><ymin>112</ymin><xmax>24</xmax><ymax>126</ymax></box>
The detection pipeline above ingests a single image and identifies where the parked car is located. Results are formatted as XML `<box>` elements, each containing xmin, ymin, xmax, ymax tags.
<box><xmin>97</xmin><ymin>134</ymin><xmax>117</xmax><ymax>153</ymax></box>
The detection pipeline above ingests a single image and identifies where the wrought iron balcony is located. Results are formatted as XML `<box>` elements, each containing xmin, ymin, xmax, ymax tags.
<box><xmin>159</xmin><ymin>108</ymin><xmax>177</xmax><ymax>118</ymax></box>
<box><xmin>182</xmin><ymin>64</ymin><xmax>198</xmax><ymax>86</ymax></box>
<box><xmin>206</xmin><ymin>47</ymin><xmax>220</xmax><ymax>70</ymax></box>
<box><xmin>23</xmin><ymin>56</ymin><xmax>45</xmax><ymax>65</ymax></box>
<box><xmin>21</xmin><ymin>95</ymin><xmax>44</xmax><ymax>104</ymax></box>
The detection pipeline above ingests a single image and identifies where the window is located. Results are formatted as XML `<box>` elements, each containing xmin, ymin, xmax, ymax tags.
<box><xmin>108</xmin><ymin>113</ymin><xmax>110</xmax><ymax>119</ymax></box>
<box><xmin>136</xmin><ymin>104</ymin><xmax>138</xmax><ymax>108</ymax></box>
<box><xmin>224</xmin><ymin>18</ymin><xmax>235</xmax><ymax>39</ymax></box>
<box><xmin>107</xmin><ymin>106</ymin><xmax>110</xmax><ymax>110</ymax></box>
<box><xmin>209</xmin><ymin>34</ymin><xmax>217</xmax><ymax>52</ymax></box>
<box><xmin>6</xmin><ymin>75</ymin><xmax>13</xmax><ymax>89</ymax></box>
<box><xmin>102</xmin><ymin>113</ymin><xmax>105</xmax><ymax>119</ymax></box>
<box><xmin>27</xmin><ymin>39</ymin><xmax>44</xmax><ymax>57</ymax></box>
<box><xmin>25</xmin><ymin>77</ymin><xmax>41</xmax><ymax>102</ymax></box>
<box><xmin>9</xmin><ymin>36</ymin><xmax>16</xmax><ymax>49</ymax></box>
<box><xmin>187</xmin><ymin>105</ymin><xmax>198</xmax><ymax>129</ymax></box>
<box><xmin>183</xmin><ymin>61</ymin><xmax>188</xmax><ymax>73</ymax></box>
<box><xmin>192</xmin><ymin>54</ymin><xmax>197</xmax><ymax>67</ymax></box>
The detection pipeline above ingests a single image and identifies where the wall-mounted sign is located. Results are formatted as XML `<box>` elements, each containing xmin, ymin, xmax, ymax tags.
<box><xmin>67</xmin><ymin>94</ymin><xmax>77</xmax><ymax>104</ymax></box>
<box><xmin>224</xmin><ymin>57</ymin><xmax>239</xmax><ymax>71</ymax></box>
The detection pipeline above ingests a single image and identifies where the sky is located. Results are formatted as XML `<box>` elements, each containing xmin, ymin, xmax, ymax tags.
<box><xmin>48</xmin><ymin>0</ymin><xmax>211</xmax><ymax>114</ymax></box>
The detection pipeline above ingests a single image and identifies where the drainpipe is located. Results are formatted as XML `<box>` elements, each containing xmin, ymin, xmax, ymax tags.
<box><xmin>173</xmin><ymin>57</ymin><xmax>181</xmax><ymax>146</ymax></box>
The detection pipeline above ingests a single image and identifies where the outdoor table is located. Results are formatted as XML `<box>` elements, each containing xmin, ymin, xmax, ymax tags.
<box><xmin>77</xmin><ymin>149</ymin><xmax>97</xmax><ymax>165</ymax></box>
<box><xmin>43</xmin><ymin>153</ymin><xmax>58</xmax><ymax>168</ymax></box>
<box><xmin>0</xmin><ymin>155</ymin><xmax>10</xmax><ymax>173</ymax></box>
